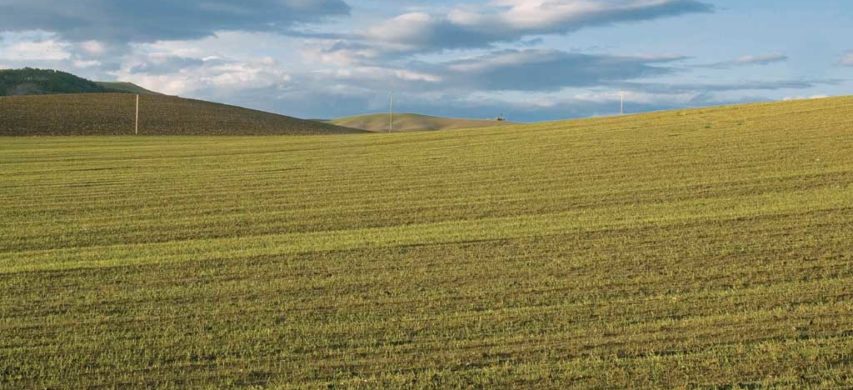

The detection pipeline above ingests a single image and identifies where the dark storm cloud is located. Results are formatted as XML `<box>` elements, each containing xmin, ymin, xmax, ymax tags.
<box><xmin>0</xmin><ymin>0</ymin><xmax>350</xmax><ymax>42</ymax></box>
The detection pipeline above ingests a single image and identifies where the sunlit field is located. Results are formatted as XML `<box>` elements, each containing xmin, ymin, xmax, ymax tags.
<box><xmin>1</xmin><ymin>97</ymin><xmax>851</xmax><ymax>388</ymax></box>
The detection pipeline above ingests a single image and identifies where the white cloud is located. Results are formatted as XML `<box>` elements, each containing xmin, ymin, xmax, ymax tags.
<box><xmin>329</xmin><ymin>66</ymin><xmax>442</xmax><ymax>83</ymax></box>
<box><xmin>0</xmin><ymin>32</ymin><xmax>71</xmax><ymax>61</ymax></box>
<box><xmin>113</xmin><ymin>55</ymin><xmax>291</xmax><ymax>96</ymax></box>
<box><xmin>301</xmin><ymin>40</ymin><xmax>383</xmax><ymax>67</ymax></box>
<box><xmin>841</xmin><ymin>52</ymin><xmax>853</xmax><ymax>66</ymax></box>
<box><xmin>79</xmin><ymin>40</ymin><xmax>106</xmax><ymax>56</ymax></box>
<box><xmin>73</xmin><ymin>59</ymin><xmax>102</xmax><ymax>68</ymax></box>
<box><xmin>731</xmin><ymin>54</ymin><xmax>787</xmax><ymax>65</ymax></box>
<box><xmin>364</xmin><ymin>0</ymin><xmax>713</xmax><ymax>52</ymax></box>
<box><xmin>783</xmin><ymin>95</ymin><xmax>829</xmax><ymax>101</ymax></box>
<box><xmin>698</xmin><ymin>53</ymin><xmax>788</xmax><ymax>69</ymax></box>
<box><xmin>205</xmin><ymin>58</ymin><xmax>291</xmax><ymax>89</ymax></box>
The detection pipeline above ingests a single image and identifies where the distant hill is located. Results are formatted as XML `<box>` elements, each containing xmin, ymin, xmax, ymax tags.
<box><xmin>331</xmin><ymin>113</ymin><xmax>515</xmax><ymax>132</ymax></box>
<box><xmin>95</xmin><ymin>81</ymin><xmax>162</xmax><ymax>95</ymax></box>
<box><xmin>0</xmin><ymin>93</ymin><xmax>364</xmax><ymax>136</ymax></box>
<box><xmin>0</xmin><ymin>68</ymin><xmax>162</xmax><ymax>96</ymax></box>
<box><xmin>0</xmin><ymin>68</ymin><xmax>114</xmax><ymax>96</ymax></box>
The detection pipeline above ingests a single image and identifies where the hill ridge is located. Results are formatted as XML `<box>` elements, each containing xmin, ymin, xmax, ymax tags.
<box><xmin>331</xmin><ymin>112</ymin><xmax>515</xmax><ymax>132</ymax></box>
<box><xmin>95</xmin><ymin>81</ymin><xmax>163</xmax><ymax>95</ymax></box>
<box><xmin>0</xmin><ymin>93</ymin><xmax>364</xmax><ymax>136</ymax></box>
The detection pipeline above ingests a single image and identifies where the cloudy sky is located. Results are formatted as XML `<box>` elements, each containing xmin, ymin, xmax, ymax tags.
<box><xmin>0</xmin><ymin>0</ymin><xmax>851</xmax><ymax>121</ymax></box>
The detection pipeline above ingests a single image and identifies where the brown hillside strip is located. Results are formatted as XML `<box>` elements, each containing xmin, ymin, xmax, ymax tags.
<box><xmin>0</xmin><ymin>93</ymin><xmax>364</xmax><ymax>135</ymax></box>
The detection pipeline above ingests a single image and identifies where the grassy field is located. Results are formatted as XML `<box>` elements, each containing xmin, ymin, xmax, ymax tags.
<box><xmin>331</xmin><ymin>112</ymin><xmax>514</xmax><ymax>132</ymax></box>
<box><xmin>0</xmin><ymin>93</ymin><xmax>362</xmax><ymax>136</ymax></box>
<box><xmin>1</xmin><ymin>97</ymin><xmax>851</xmax><ymax>388</ymax></box>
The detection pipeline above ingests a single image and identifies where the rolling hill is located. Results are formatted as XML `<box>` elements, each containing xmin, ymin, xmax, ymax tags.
<box><xmin>0</xmin><ymin>93</ymin><xmax>363</xmax><ymax>135</ymax></box>
<box><xmin>1</xmin><ymin>68</ymin><xmax>160</xmax><ymax>97</ymax></box>
<box><xmin>0</xmin><ymin>68</ymin><xmax>114</xmax><ymax>96</ymax></box>
<box><xmin>1</xmin><ymin>96</ymin><xmax>851</xmax><ymax>387</ymax></box>
<box><xmin>95</xmin><ymin>81</ymin><xmax>163</xmax><ymax>95</ymax></box>
<box><xmin>331</xmin><ymin>112</ymin><xmax>515</xmax><ymax>132</ymax></box>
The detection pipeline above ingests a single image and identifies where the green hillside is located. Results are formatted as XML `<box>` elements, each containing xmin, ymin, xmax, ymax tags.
<box><xmin>0</xmin><ymin>68</ymin><xmax>161</xmax><ymax>97</ymax></box>
<box><xmin>0</xmin><ymin>93</ymin><xmax>363</xmax><ymax>135</ymax></box>
<box><xmin>332</xmin><ymin>112</ymin><xmax>514</xmax><ymax>132</ymax></box>
<box><xmin>95</xmin><ymin>81</ymin><xmax>162</xmax><ymax>95</ymax></box>
<box><xmin>1</xmin><ymin>97</ymin><xmax>851</xmax><ymax>387</ymax></box>
<box><xmin>0</xmin><ymin>68</ymin><xmax>113</xmax><ymax>96</ymax></box>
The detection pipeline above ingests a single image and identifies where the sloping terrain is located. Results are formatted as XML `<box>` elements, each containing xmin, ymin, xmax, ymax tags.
<box><xmin>95</xmin><ymin>81</ymin><xmax>163</xmax><ymax>95</ymax></box>
<box><xmin>1</xmin><ymin>68</ymin><xmax>160</xmax><ymax>96</ymax></box>
<box><xmin>0</xmin><ymin>97</ymin><xmax>851</xmax><ymax>388</ymax></box>
<box><xmin>331</xmin><ymin>112</ymin><xmax>514</xmax><ymax>132</ymax></box>
<box><xmin>0</xmin><ymin>68</ymin><xmax>113</xmax><ymax>96</ymax></box>
<box><xmin>0</xmin><ymin>93</ymin><xmax>363</xmax><ymax>135</ymax></box>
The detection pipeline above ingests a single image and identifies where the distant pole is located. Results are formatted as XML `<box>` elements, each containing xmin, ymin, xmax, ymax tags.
<box><xmin>389</xmin><ymin>92</ymin><xmax>394</xmax><ymax>133</ymax></box>
<box><xmin>135</xmin><ymin>94</ymin><xmax>139</xmax><ymax>135</ymax></box>
<box><xmin>620</xmin><ymin>91</ymin><xmax>624</xmax><ymax>115</ymax></box>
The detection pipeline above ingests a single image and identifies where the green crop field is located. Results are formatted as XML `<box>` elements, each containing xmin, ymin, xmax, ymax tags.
<box><xmin>1</xmin><ymin>97</ymin><xmax>852</xmax><ymax>388</ymax></box>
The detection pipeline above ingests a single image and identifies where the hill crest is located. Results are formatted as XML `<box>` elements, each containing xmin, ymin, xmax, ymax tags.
<box><xmin>331</xmin><ymin>112</ymin><xmax>515</xmax><ymax>132</ymax></box>
<box><xmin>0</xmin><ymin>93</ymin><xmax>364</xmax><ymax>136</ymax></box>
<box><xmin>0</xmin><ymin>68</ymin><xmax>163</xmax><ymax>97</ymax></box>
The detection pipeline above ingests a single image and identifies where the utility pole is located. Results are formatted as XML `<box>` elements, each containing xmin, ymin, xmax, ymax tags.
<box><xmin>389</xmin><ymin>92</ymin><xmax>394</xmax><ymax>133</ymax></box>
<box><xmin>135</xmin><ymin>94</ymin><xmax>140</xmax><ymax>135</ymax></box>
<box><xmin>620</xmin><ymin>91</ymin><xmax>624</xmax><ymax>115</ymax></box>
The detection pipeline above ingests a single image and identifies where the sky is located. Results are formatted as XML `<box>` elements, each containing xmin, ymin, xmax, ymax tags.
<box><xmin>0</xmin><ymin>0</ymin><xmax>851</xmax><ymax>121</ymax></box>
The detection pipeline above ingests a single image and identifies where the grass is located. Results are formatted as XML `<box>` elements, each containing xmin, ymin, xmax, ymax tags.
<box><xmin>0</xmin><ymin>93</ymin><xmax>363</xmax><ymax>136</ymax></box>
<box><xmin>1</xmin><ymin>96</ymin><xmax>852</xmax><ymax>388</ymax></box>
<box><xmin>331</xmin><ymin>112</ymin><xmax>514</xmax><ymax>132</ymax></box>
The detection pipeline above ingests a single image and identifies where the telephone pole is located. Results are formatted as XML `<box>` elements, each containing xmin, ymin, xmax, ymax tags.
<box><xmin>389</xmin><ymin>92</ymin><xmax>394</xmax><ymax>133</ymax></box>
<box><xmin>620</xmin><ymin>91</ymin><xmax>624</xmax><ymax>115</ymax></box>
<box><xmin>135</xmin><ymin>94</ymin><xmax>140</xmax><ymax>135</ymax></box>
